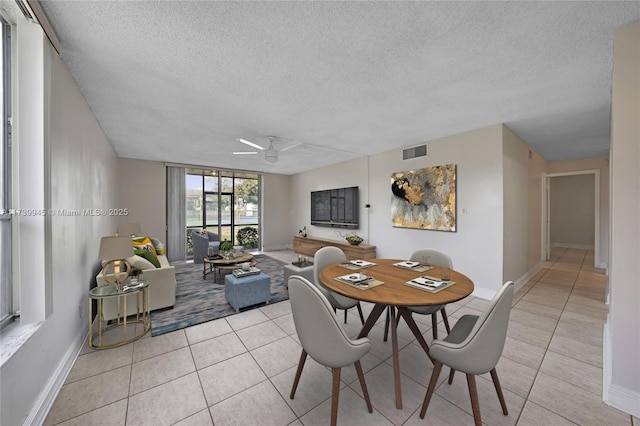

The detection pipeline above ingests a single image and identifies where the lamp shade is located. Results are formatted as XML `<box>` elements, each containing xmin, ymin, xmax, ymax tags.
<box><xmin>98</xmin><ymin>236</ymin><xmax>133</xmax><ymax>260</ymax></box>
<box><xmin>118</xmin><ymin>223</ymin><xmax>141</xmax><ymax>237</ymax></box>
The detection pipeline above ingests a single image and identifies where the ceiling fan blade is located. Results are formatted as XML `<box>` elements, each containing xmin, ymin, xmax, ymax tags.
<box><xmin>232</xmin><ymin>151</ymin><xmax>258</xmax><ymax>155</ymax></box>
<box><xmin>236</xmin><ymin>138</ymin><xmax>264</xmax><ymax>150</ymax></box>
<box><xmin>280</xmin><ymin>142</ymin><xmax>302</xmax><ymax>152</ymax></box>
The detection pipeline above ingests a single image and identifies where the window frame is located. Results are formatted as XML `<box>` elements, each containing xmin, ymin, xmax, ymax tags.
<box><xmin>185</xmin><ymin>169</ymin><xmax>261</xmax><ymax>256</ymax></box>
<box><xmin>0</xmin><ymin>15</ymin><xmax>13</xmax><ymax>330</ymax></box>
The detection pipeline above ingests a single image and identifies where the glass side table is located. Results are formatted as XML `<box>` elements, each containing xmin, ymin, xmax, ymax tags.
<box><xmin>88</xmin><ymin>279</ymin><xmax>151</xmax><ymax>350</ymax></box>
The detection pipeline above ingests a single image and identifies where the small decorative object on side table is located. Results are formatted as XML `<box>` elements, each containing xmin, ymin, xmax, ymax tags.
<box><xmin>285</xmin><ymin>258</ymin><xmax>314</xmax><ymax>287</ymax></box>
<box><xmin>88</xmin><ymin>279</ymin><xmax>151</xmax><ymax>350</ymax></box>
<box><xmin>129</xmin><ymin>267</ymin><xmax>144</xmax><ymax>284</ymax></box>
<box><xmin>292</xmin><ymin>256</ymin><xmax>313</xmax><ymax>268</ymax></box>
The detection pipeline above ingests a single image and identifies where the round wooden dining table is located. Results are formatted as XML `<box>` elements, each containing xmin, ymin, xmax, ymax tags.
<box><xmin>319</xmin><ymin>258</ymin><xmax>474</xmax><ymax>409</ymax></box>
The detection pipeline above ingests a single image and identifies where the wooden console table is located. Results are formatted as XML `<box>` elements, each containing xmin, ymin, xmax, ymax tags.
<box><xmin>293</xmin><ymin>235</ymin><xmax>376</xmax><ymax>259</ymax></box>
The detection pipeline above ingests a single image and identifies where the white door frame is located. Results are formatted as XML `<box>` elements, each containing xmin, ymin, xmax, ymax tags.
<box><xmin>541</xmin><ymin>169</ymin><xmax>600</xmax><ymax>265</ymax></box>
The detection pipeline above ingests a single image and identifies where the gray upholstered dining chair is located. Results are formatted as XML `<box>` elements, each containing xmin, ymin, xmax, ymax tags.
<box><xmin>420</xmin><ymin>281</ymin><xmax>514</xmax><ymax>426</ymax></box>
<box><xmin>313</xmin><ymin>246</ymin><xmax>365</xmax><ymax>324</ymax></box>
<box><xmin>384</xmin><ymin>248</ymin><xmax>453</xmax><ymax>340</ymax></box>
<box><xmin>288</xmin><ymin>275</ymin><xmax>373</xmax><ymax>426</ymax></box>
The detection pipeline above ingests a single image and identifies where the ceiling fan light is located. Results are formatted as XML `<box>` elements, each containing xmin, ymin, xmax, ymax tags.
<box><xmin>265</xmin><ymin>149</ymin><xmax>278</xmax><ymax>163</ymax></box>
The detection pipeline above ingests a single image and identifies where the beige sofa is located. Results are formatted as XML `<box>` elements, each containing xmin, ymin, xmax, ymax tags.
<box><xmin>95</xmin><ymin>253</ymin><xmax>176</xmax><ymax>321</ymax></box>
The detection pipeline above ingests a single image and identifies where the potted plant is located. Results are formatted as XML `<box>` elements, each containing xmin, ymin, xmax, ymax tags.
<box><xmin>130</xmin><ymin>267</ymin><xmax>143</xmax><ymax>283</ymax></box>
<box><xmin>345</xmin><ymin>233</ymin><xmax>363</xmax><ymax>246</ymax></box>
<box><xmin>219</xmin><ymin>240</ymin><xmax>234</xmax><ymax>258</ymax></box>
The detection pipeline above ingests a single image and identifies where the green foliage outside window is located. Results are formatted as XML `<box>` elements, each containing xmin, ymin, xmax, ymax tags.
<box><xmin>237</xmin><ymin>227</ymin><xmax>259</xmax><ymax>248</ymax></box>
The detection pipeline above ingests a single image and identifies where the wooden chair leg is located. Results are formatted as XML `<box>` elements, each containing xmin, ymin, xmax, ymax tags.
<box><xmin>466</xmin><ymin>374</ymin><xmax>482</xmax><ymax>426</ymax></box>
<box><xmin>448</xmin><ymin>368</ymin><xmax>456</xmax><ymax>385</ymax></box>
<box><xmin>419</xmin><ymin>360</ymin><xmax>443</xmax><ymax>419</ymax></box>
<box><xmin>490</xmin><ymin>368</ymin><xmax>509</xmax><ymax>415</ymax></box>
<box><xmin>331</xmin><ymin>368</ymin><xmax>341</xmax><ymax>426</ymax></box>
<box><xmin>431</xmin><ymin>313</ymin><xmax>438</xmax><ymax>340</ymax></box>
<box><xmin>440</xmin><ymin>307</ymin><xmax>451</xmax><ymax>333</ymax></box>
<box><xmin>354</xmin><ymin>360</ymin><xmax>373</xmax><ymax>413</ymax></box>
<box><xmin>290</xmin><ymin>350</ymin><xmax>308</xmax><ymax>399</ymax></box>
<box><xmin>356</xmin><ymin>303</ymin><xmax>365</xmax><ymax>325</ymax></box>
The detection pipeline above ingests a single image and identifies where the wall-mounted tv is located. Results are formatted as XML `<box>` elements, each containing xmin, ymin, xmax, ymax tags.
<box><xmin>310</xmin><ymin>186</ymin><xmax>359</xmax><ymax>229</ymax></box>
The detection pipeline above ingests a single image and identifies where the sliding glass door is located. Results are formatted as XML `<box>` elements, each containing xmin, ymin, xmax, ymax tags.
<box><xmin>186</xmin><ymin>169</ymin><xmax>260</xmax><ymax>257</ymax></box>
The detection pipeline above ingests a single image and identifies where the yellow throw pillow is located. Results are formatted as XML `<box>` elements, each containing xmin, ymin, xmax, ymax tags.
<box><xmin>132</xmin><ymin>236</ymin><xmax>157</xmax><ymax>255</ymax></box>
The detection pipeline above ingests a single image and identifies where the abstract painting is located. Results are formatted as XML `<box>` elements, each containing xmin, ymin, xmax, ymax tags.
<box><xmin>391</xmin><ymin>164</ymin><xmax>456</xmax><ymax>231</ymax></box>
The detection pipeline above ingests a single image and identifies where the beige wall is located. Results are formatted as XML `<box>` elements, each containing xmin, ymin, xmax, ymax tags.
<box><xmin>291</xmin><ymin>125</ymin><xmax>506</xmax><ymax>299</ymax></box>
<box><xmin>550</xmin><ymin>174</ymin><xmax>595</xmax><ymax>247</ymax></box>
<box><xmin>548</xmin><ymin>155</ymin><xmax>609</xmax><ymax>268</ymax></box>
<box><xmin>1</xmin><ymin>46</ymin><xmax>120</xmax><ymax>425</ymax></box>
<box><xmin>606</xmin><ymin>19</ymin><xmax>640</xmax><ymax>415</ymax></box>
<box><xmin>527</xmin><ymin>143</ymin><xmax>548</xmax><ymax>270</ymax></box>
<box><xmin>118</xmin><ymin>158</ymin><xmax>167</xmax><ymax>241</ymax></box>
<box><xmin>262</xmin><ymin>173</ymin><xmax>293</xmax><ymax>251</ymax></box>
<box><xmin>502</xmin><ymin>125</ymin><xmax>545</xmax><ymax>284</ymax></box>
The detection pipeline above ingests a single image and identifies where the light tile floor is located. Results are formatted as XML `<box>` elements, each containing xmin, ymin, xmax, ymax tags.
<box><xmin>44</xmin><ymin>248</ymin><xmax>639</xmax><ymax>425</ymax></box>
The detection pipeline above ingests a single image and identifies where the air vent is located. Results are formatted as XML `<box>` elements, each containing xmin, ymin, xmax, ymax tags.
<box><xmin>402</xmin><ymin>144</ymin><xmax>428</xmax><ymax>160</ymax></box>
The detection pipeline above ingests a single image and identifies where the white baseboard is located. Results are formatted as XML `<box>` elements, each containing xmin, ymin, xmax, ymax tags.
<box><xmin>262</xmin><ymin>243</ymin><xmax>291</xmax><ymax>252</ymax></box>
<box><xmin>25</xmin><ymin>329</ymin><xmax>86</xmax><ymax>426</ymax></box>
<box><xmin>596</xmin><ymin>261</ymin><xmax>609</xmax><ymax>275</ymax></box>
<box><xmin>605</xmin><ymin>384</ymin><xmax>640</xmax><ymax>418</ymax></box>
<box><xmin>602</xmin><ymin>313</ymin><xmax>640</xmax><ymax>418</ymax></box>
<box><xmin>472</xmin><ymin>263</ymin><xmax>543</xmax><ymax>301</ymax></box>
<box><xmin>552</xmin><ymin>242</ymin><xmax>595</xmax><ymax>250</ymax></box>
<box><xmin>513</xmin><ymin>262</ymin><xmax>544</xmax><ymax>292</ymax></box>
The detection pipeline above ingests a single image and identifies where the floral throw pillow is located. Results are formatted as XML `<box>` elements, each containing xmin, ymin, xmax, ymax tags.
<box><xmin>132</xmin><ymin>236</ymin><xmax>156</xmax><ymax>255</ymax></box>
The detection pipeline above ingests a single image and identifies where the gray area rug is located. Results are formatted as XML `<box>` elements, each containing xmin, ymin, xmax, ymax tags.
<box><xmin>150</xmin><ymin>254</ymin><xmax>287</xmax><ymax>336</ymax></box>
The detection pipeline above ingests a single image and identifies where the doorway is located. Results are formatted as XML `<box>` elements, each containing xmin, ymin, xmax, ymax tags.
<box><xmin>542</xmin><ymin>170</ymin><xmax>600</xmax><ymax>265</ymax></box>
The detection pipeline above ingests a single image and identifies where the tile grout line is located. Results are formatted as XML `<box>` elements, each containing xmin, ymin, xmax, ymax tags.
<box><xmin>514</xmin><ymin>247</ymin><xmax>595</xmax><ymax>425</ymax></box>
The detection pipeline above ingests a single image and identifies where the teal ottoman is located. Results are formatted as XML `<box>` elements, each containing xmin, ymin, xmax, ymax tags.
<box><xmin>224</xmin><ymin>272</ymin><xmax>272</xmax><ymax>312</ymax></box>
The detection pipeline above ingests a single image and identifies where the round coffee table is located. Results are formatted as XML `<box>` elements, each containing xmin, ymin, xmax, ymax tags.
<box><xmin>203</xmin><ymin>253</ymin><xmax>255</xmax><ymax>282</ymax></box>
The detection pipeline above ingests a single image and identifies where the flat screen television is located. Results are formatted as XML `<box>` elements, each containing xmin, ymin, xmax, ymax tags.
<box><xmin>310</xmin><ymin>186</ymin><xmax>359</xmax><ymax>229</ymax></box>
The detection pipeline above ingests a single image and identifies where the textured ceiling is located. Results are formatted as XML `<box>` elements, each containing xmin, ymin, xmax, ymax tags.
<box><xmin>39</xmin><ymin>1</ymin><xmax>640</xmax><ymax>175</ymax></box>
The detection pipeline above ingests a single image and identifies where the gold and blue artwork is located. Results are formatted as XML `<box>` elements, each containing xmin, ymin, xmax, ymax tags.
<box><xmin>391</xmin><ymin>164</ymin><xmax>456</xmax><ymax>231</ymax></box>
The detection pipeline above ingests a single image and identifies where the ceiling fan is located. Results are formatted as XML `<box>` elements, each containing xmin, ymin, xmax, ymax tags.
<box><xmin>233</xmin><ymin>136</ymin><xmax>302</xmax><ymax>163</ymax></box>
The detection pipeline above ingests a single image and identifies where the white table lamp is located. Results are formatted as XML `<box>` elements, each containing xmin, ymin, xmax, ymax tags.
<box><xmin>98</xmin><ymin>236</ymin><xmax>133</xmax><ymax>290</ymax></box>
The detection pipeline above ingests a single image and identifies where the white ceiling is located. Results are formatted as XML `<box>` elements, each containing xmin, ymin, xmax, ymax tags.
<box><xmin>38</xmin><ymin>1</ymin><xmax>639</xmax><ymax>175</ymax></box>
